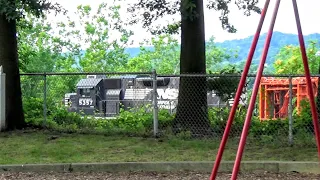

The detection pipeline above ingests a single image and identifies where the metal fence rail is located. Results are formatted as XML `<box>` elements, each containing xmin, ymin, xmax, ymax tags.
<box><xmin>19</xmin><ymin>71</ymin><xmax>320</xmax><ymax>149</ymax></box>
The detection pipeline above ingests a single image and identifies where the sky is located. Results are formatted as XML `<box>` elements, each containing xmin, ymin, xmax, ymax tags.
<box><xmin>48</xmin><ymin>0</ymin><xmax>320</xmax><ymax>47</ymax></box>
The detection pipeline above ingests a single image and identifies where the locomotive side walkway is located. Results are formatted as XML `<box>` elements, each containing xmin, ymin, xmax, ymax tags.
<box><xmin>0</xmin><ymin>161</ymin><xmax>319</xmax><ymax>174</ymax></box>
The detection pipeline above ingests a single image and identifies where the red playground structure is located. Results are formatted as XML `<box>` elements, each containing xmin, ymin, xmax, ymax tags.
<box><xmin>259</xmin><ymin>77</ymin><xmax>319</xmax><ymax>120</ymax></box>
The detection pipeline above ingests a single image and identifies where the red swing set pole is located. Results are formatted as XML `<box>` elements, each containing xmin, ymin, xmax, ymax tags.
<box><xmin>210</xmin><ymin>0</ymin><xmax>320</xmax><ymax>179</ymax></box>
<box><xmin>292</xmin><ymin>0</ymin><xmax>320</xmax><ymax>160</ymax></box>
<box><xmin>231</xmin><ymin>0</ymin><xmax>281</xmax><ymax>179</ymax></box>
<box><xmin>209</xmin><ymin>1</ymin><xmax>270</xmax><ymax>179</ymax></box>
<box><xmin>230</xmin><ymin>0</ymin><xmax>320</xmax><ymax>179</ymax></box>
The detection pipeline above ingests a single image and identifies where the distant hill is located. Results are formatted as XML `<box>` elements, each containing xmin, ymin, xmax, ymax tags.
<box><xmin>216</xmin><ymin>31</ymin><xmax>320</xmax><ymax>64</ymax></box>
<box><xmin>124</xmin><ymin>31</ymin><xmax>320</xmax><ymax>69</ymax></box>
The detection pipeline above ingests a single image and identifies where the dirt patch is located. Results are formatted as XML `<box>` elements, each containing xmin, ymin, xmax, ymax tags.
<box><xmin>0</xmin><ymin>171</ymin><xmax>320</xmax><ymax>180</ymax></box>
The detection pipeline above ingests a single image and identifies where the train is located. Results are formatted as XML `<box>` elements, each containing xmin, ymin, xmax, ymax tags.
<box><xmin>64</xmin><ymin>74</ymin><xmax>248</xmax><ymax>117</ymax></box>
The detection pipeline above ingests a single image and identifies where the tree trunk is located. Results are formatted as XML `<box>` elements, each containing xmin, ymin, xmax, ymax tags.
<box><xmin>172</xmin><ymin>0</ymin><xmax>211</xmax><ymax>136</ymax></box>
<box><xmin>0</xmin><ymin>15</ymin><xmax>26</xmax><ymax>130</ymax></box>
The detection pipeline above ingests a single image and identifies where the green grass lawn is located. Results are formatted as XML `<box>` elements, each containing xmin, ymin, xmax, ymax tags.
<box><xmin>0</xmin><ymin>130</ymin><xmax>318</xmax><ymax>165</ymax></box>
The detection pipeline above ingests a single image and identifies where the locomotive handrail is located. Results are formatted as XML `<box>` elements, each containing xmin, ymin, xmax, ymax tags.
<box><xmin>100</xmin><ymin>99</ymin><xmax>153</xmax><ymax>102</ymax></box>
<box><xmin>18</xmin><ymin>72</ymin><xmax>320</xmax><ymax>78</ymax></box>
<box><xmin>19</xmin><ymin>72</ymin><xmax>153</xmax><ymax>76</ymax></box>
<box><xmin>158</xmin><ymin>74</ymin><xmax>320</xmax><ymax>78</ymax></box>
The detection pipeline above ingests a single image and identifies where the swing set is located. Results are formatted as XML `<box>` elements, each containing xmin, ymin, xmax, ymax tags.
<box><xmin>209</xmin><ymin>0</ymin><xmax>320</xmax><ymax>179</ymax></box>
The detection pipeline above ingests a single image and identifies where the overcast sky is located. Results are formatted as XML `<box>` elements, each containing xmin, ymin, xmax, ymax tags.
<box><xmin>49</xmin><ymin>0</ymin><xmax>319</xmax><ymax>46</ymax></box>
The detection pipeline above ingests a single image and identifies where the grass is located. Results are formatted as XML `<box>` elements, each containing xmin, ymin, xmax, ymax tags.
<box><xmin>0</xmin><ymin>129</ymin><xmax>318</xmax><ymax>165</ymax></box>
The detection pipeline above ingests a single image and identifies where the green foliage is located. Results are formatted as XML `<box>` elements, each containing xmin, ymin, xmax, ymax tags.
<box><xmin>208</xmin><ymin>65</ymin><xmax>241</xmax><ymax>101</ymax></box>
<box><xmin>127</xmin><ymin>0</ymin><xmax>260</xmax><ymax>34</ymax></box>
<box><xmin>55</xmin><ymin>2</ymin><xmax>133</xmax><ymax>72</ymax></box>
<box><xmin>274</xmin><ymin>41</ymin><xmax>320</xmax><ymax>74</ymax></box>
<box><xmin>124</xmin><ymin>34</ymin><xmax>239</xmax><ymax>74</ymax></box>
<box><xmin>17</xmin><ymin>14</ymin><xmax>77</xmax><ymax>73</ymax></box>
<box><xmin>25</xmin><ymin>104</ymin><xmax>175</xmax><ymax>136</ymax></box>
<box><xmin>22</xmin><ymin>96</ymin><xmax>56</xmax><ymax>124</ymax></box>
<box><xmin>22</xmin><ymin>97</ymin><xmax>43</xmax><ymax>121</ymax></box>
<box><xmin>292</xmin><ymin>99</ymin><xmax>314</xmax><ymax>134</ymax></box>
<box><xmin>206</xmin><ymin>37</ymin><xmax>239</xmax><ymax>72</ymax></box>
<box><xmin>17</xmin><ymin>12</ymin><xmax>82</xmax><ymax>112</ymax></box>
<box><xmin>110</xmin><ymin>107</ymin><xmax>153</xmax><ymax>133</ymax></box>
<box><xmin>23</xmin><ymin>101</ymin><xmax>314</xmax><ymax>142</ymax></box>
<box><xmin>124</xmin><ymin>35</ymin><xmax>180</xmax><ymax>74</ymax></box>
<box><xmin>0</xmin><ymin>0</ymin><xmax>65</xmax><ymax>21</ymax></box>
<box><xmin>206</xmin><ymin>103</ymin><xmax>314</xmax><ymax>143</ymax></box>
<box><xmin>250</xmin><ymin>119</ymin><xmax>289</xmax><ymax>138</ymax></box>
<box><xmin>51</xmin><ymin>106</ymin><xmax>84</xmax><ymax>126</ymax></box>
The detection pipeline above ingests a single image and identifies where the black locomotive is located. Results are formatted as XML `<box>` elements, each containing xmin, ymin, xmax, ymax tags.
<box><xmin>64</xmin><ymin>75</ymin><xmax>246</xmax><ymax>117</ymax></box>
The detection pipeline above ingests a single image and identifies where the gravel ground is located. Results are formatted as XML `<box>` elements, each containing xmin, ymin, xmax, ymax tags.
<box><xmin>0</xmin><ymin>171</ymin><xmax>320</xmax><ymax>180</ymax></box>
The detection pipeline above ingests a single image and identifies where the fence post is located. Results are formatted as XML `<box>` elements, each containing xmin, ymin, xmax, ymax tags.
<box><xmin>288</xmin><ymin>76</ymin><xmax>293</xmax><ymax>146</ymax></box>
<box><xmin>0</xmin><ymin>66</ymin><xmax>6</xmax><ymax>131</ymax></box>
<box><xmin>152</xmin><ymin>69</ymin><xmax>159</xmax><ymax>137</ymax></box>
<box><xmin>43</xmin><ymin>73</ymin><xmax>47</xmax><ymax>126</ymax></box>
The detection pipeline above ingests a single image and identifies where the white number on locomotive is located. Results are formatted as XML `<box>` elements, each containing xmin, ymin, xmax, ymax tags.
<box><xmin>79</xmin><ymin>98</ymin><xmax>93</xmax><ymax>106</ymax></box>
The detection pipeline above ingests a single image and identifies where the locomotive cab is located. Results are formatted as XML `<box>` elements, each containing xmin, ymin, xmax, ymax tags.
<box><xmin>76</xmin><ymin>78</ymin><xmax>105</xmax><ymax>116</ymax></box>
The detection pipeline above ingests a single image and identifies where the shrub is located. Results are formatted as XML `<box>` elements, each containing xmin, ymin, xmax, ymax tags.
<box><xmin>23</xmin><ymin>97</ymin><xmax>44</xmax><ymax>121</ymax></box>
<box><xmin>293</xmin><ymin>99</ymin><xmax>314</xmax><ymax>134</ymax></box>
<box><xmin>250</xmin><ymin>118</ymin><xmax>288</xmax><ymax>137</ymax></box>
<box><xmin>51</xmin><ymin>106</ymin><xmax>83</xmax><ymax>126</ymax></box>
<box><xmin>111</xmin><ymin>106</ymin><xmax>153</xmax><ymax>133</ymax></box>
<box><xmin>29</xmin><ymin>105</ymin><xmax>174</xmax><ymax>136</ymax></box>
<box><xmin>23</xmin><ymin>96</ymin><xmax>58</xmax><ymax>124</ymax></box>
<box><xmin>23</xmin><ymin>101</ymin><xmax>314</xmax><ymax>142</ymax></box>
<box><xmin>208</xmin><ymin>106</ymin><xmax>247</xmax><ymax>137</ymax></box>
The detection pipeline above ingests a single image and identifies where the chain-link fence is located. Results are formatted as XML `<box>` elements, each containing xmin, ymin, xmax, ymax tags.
<box><xmin>19</xmin><ymin>71</ymin><xmax>320</xmax><ymax>159</ymax></box>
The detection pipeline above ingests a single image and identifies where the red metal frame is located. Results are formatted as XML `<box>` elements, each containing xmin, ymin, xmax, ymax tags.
<box><xmin>210</xmin><ymin>0</ymin><xmax>320</xmax><ymax>179</ymax></box>
<box><xmin>259</xmin><ymin>77</ymin><xmax>319</xmax><ymax>120</ymax></box>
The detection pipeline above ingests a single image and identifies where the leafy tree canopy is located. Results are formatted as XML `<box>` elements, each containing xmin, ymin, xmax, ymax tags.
<box><xmin>0</xmin><ymin>0</ymin><xmax>64</xmax><ymax>21</ymax></box>
<box><xmin>127</xmin><ymin>0</ymin><xmax>261</xmax><ymax>34</ymax></box>
<box><xmin>273</xmin><ymin>41</ymin><xmax>320</xmax><ymax>74</ymax></box>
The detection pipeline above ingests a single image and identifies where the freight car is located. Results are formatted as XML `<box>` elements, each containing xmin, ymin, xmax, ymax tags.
<box><xmin>64</xmin><ymin>75</ymin><xmax>247</xmax><ymax>117</ymax></box>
